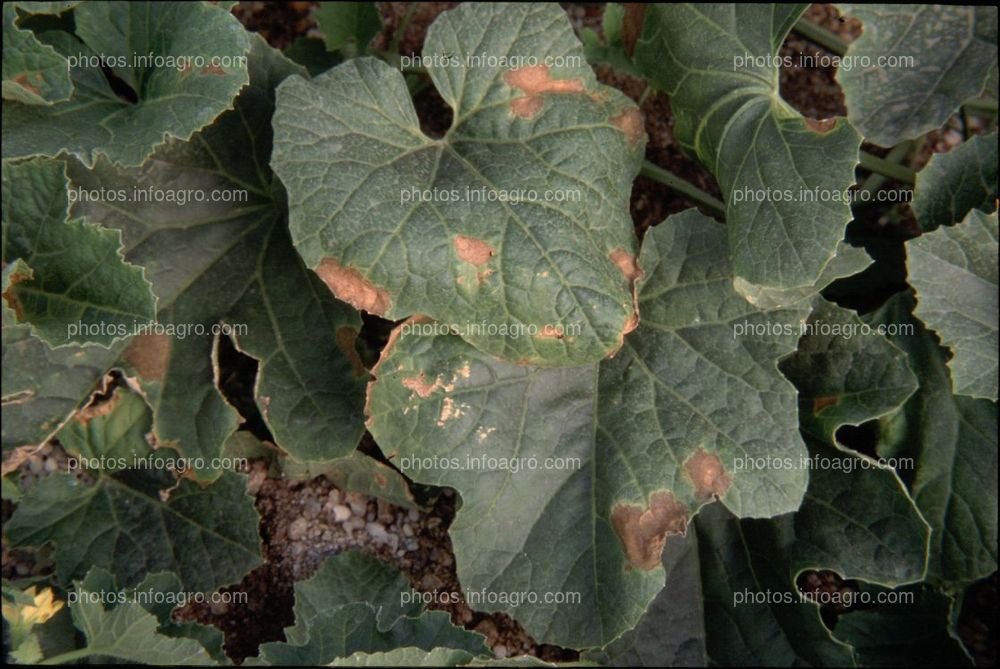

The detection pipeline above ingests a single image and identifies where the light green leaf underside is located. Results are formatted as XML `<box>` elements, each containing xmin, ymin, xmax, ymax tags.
<box><xmin>68</xmin><ymin>36</ymin><xmax>368</xmax><ymax>471</ymax></box>
<box><xmin>907</xmin><ymin>210</ymin><xmax>999</xmax><ymax>400</ymax></box>
<box><xmin>273</xmin><ymin>2</ymin><xmax>645</xmax><ymax>367</ymax></box>
<box><xmin>2</xmin><ymin>3</ymin><xmax>71</xmax><ymax>104</ymax></box>
<box><xmin>5</xmin><ymin>384</ymin><xmax>262</xmax><ymax>593</ymax></box>
<box><xmin>635</xmin><ymin>3</ymin><xmax>862</xmax><ymax>292</ymax></box>
<box><xmin>367</xmin><ymin>209</ymin><xmax>810</xmax><ymax>649</ymax></box>
<box><xmin>66</xmin><ymin>568</ymin><xmax>216</xmax><ymax>665</ymax></box>
<box><xmin>780</xmin><ymin>297</ymin><xmax>918</xmax><ymax>443</ymax></box>
<box><xmin>256</xmin><ymin>552</ymin><xmax>488</xmax><ymax>665</ymax></box>
<box><xmin>871</xmin><ymin>292</ymin><xmax>998</xmax><ymax>587</ymax></box>
<box><xmin>912</xmin><ymin>133</ymin><xmax>999</xmax><ymax>232</ymax></box>
<box><xmin>734</xmin><ymin>242</ymin><xmax>872</xmax><ymax>310</ymax></box>
<box><xmin>280</xmin><ymin>448</ymin><xmax>421</xmax><ymax>510</ymax></box>
<box><xmin>837</xmin><ymin>4</ymin><xmax>999</xmax><ymax>147</ymax></box>
<box><xmin>2</xmin><ymin>0</ymin><xmax>251</xmax><ymax>167</ymax></box>
<box><xmin>1</xmin><ymin>157</ymin><xmax>155</xmax><ymax>347</ymax></box>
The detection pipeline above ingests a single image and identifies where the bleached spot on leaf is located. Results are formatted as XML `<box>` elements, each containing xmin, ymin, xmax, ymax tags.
<box><xmin>805</xmin><ymin>117</ymin><xmax>837</xmax><ymax>134</ymax></box>
<box><xmin>611</xmin><ymin>490</ymin><xmax>688</xmax><ymax>571</ymax></box>
<box><xmin>610</xmin><ymin>107</ymin><xmax>645</xmax><ymax>147</ymax></box>
<box><xmin>315</xmin><ymin>257</ymin><xmax>390</xmax><ymax>316</ymax></box>
<box><xmin>610</xmin><ymin>249</ymin><xmax>641</xmax><ymax>283</ymax></box>
<box><xmin>454</xmin><ymin>235</ymin><xmax>494</xmax><ymax>266</ymax></box>
<box><xmin>437</xmin><ymin>397</ymin><xmax>464</xmax><ymax>427</ymax></box>
<box><xmin>503</xmin><ymin>65</ymin><xmax>585</xmax><ymax>118</ymax></box>
<box><xmin>684</xmin><ymin>447</ymin><xmax>733</xmax><ymax>499</ymax></box>
<box><xmin>534</xmin><ymin>325</ymin><xmax>565</xmax><ymax>340</ymax></box>
<box><xmin>123</xmin><ymin>334</ymin><xmax>173</xmax><ymax>382</ymax></box>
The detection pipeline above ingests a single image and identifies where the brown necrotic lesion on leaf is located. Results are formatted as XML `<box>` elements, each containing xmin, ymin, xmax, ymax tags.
<box><xmin>454</xmin><ymin>235</ymin><xmax>494</xmax><ymax>266</ymax></box>
<box><xmin>684</xmin><ymin>447</ymin><xmax>733</xmax><ymax>500</ymax></box>
<box><xmin>812</xmin><ymin>395</ymin><xmax>841</xmax><ymax>414</ymax></box>
<box><xmin>123</xmin><ymin>334</ymin><xmax>173</xmax><ymax>382</ymax></box>
<box><xmin>200</xmin><ymin>64</ymin><xmax>227</xmax><ymax>76</ymax></box>
<box><xmin>534</xmin><ymin>324</ymin><xmax>566</xmax><ymax>340</ymax></box>
<box><xmin>14</xmin><ymin>73</ymin><xmax>42</xmax><ymax>96</ymax></box>
<box><xmin>805</xmin><ymin>117</ymin><xmax>837</xmax><ymax>134</ymax></box>
<box><xmin>335</xmin><ymin>326</ymin><xmax>367</xmax><ymax>378</ymax></box>
<box><xmin>612</xmin><ymin>490</ymin><xmax>688</xmax><ymax>571</ymax></box>
<box><xmin>315</xmin><ymin>258</ymin><xmax>390</xmax><ymax>316</ymax></box>
<box><xmin>503</xmin><ymin>65</ymin><xmax>585</xmax><ymax>119</ymax></box>
<box><xmin>610</xmin><ymin>107</ymin><xmax>645</xmax><ymax>147</ymax></box>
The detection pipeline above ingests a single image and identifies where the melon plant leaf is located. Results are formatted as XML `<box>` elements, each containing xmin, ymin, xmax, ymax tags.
<box><xmin>634</xmin><ymin>4</ymin><xmax>862</xmax><ymax>293</ymax></box>
<box><xmin>906</xmin><ymin>210</ymin><xmax>999</xmax><ymax>400</ymax></box>
<box><xmin>582</xmin><ymin>532</ymin><xmax>707</xmax><ymax>667</ymax></box>
<box><xmin>734</xmin><ymin>242</ymin><xmax>872</xmax><ymax>310</ymax></box>
<box><xmin>1</xmin><ymin>261</ymin><xmax>122</xmax><ymax>451</ymax></box>
<box><xmin>60</xmin><ymin>568</ymin><xmax>216</xmax><ymax>665</ymax></box>
<box><xmin>5</xmin><ymin>384</ymin><xmax>262</xmax><ymax>593</ymax></box>
<box><xmin>911</xmin><ymin>133</ymin><xmax>999</xmax><ymax>232</ymax></box>
<box><xmin>118</xmin><ymin>333</ymin><xmax>240</xmax><ymax>481</ymax></box>
<box><xmin>314</xmin><ymin>2</ymin><xmax>381</xmax><ymax>55</ymax></box>
<box><xmin>68</xmin><ymin>36</ymin><xmax>369</xmax><ymax>469</ymax></box>
<box><xmin>367</xmin><ymin>209</ymin><xmax>811</xmax><ymax>649</ymax></box>
<box><xmin>779</xmin><ymin>297</ymin><xmax>918</xmax><ymax>443</ymax></box>
<box><xmin>256</xmin><ymin>552</ymin><xmax>488</xmax><ymax>666</ymax></box>
<box><xmin>272</xmin><ymin>2</ymin><xmax>645</xmax><ymax>367</ymax></box>
<box><xmin>1</xmin><ymin>158</ymin><xmax>156</xmax><ymax>347</ymax></box>
<box><xmin>1</xmin><ymin>3</ymin><xmax>71</xmax><ymax>104</ymax></box>
<box><xmin>837</xmin><ymin>5</ymin><xmax>999</xmax><ymax>147</ymax></box>
<box><xmin>695</xmin><ymin>439</ymin><xmax>929</xmax><ymax>667</ymax></box>
<box><xmin>2</xmin><ymin>0</ymin><xmax>251</xmax><ymax>167</ymax></box>
<box><xmin>831</xmin><ymin>584</ymin><xmax>972</xmax><ymax>667</ymax></box>
<box><xmin>870</xmin><ymin>292</ymin><xmax>998</xmax><ymax>588</ymax></box>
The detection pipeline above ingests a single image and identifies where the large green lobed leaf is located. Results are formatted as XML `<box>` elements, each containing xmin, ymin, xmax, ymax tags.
<box><xmin>367</xmin><ymin>209</ymin><xmax>811</xmax><ymax>648</ymax></box>
<box><xmin>837</xmin><ymin>5</ymin><xmax>999</xmax><ymax>146</ymax></box>
<box><xmin>907</xmin><ymin>210</ymin><xmax>998</xmax><ymax>400</ymax></box>
<box><xmin>635</xmin><ymin>4</ymin><xmax>862</xmax><ymax>294</ymax></box>
<box><xmin>273</xmin><ymin>2</ymin><xmax>646</xmax><ymax>367</ymax></box>
<box><xmin>2</xmin><ymin>0</ymin><xmax>251</xmax><ymax>166</ymax></box>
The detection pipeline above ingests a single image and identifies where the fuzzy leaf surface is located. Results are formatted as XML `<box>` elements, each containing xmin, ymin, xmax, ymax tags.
<box><xmin>273</xmin><ymin>2</ymin><xmax>645</xmax><ymax>367</ymax></box>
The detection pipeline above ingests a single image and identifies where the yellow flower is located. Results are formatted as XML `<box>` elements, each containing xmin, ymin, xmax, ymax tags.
<box><xmin>3</xmin><ymin>587</ymin><xmax>64</xmax><ymax>627</ymax></box>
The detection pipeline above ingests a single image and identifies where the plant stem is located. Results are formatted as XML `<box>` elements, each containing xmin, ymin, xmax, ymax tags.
<box><xmin>857</xmin><ymin>140</ymin><xmax>913</xmax><ymax>204</ymax></box>
<box><xmin>39</xmin><ymin>647</ymin><xmax>94</xmax><ymax>665</ymax></box>
<box><xmin>792</xmin><ymin>18</ymin><xmax>848</xmax><ymax>57</ymax></box>
<box><xmin>640</xmin><ymin>161</ymin><xmax>726</xmax><ymax>217</ymax></box>
<box><xmin>859</xmin><ymin>150</ymin><xmax>916</xmax><ymax>185</ymax></box>
<box><xmin>388</xmin><ymin>3</ymin><xmax>418</xmax><ymax>63</ymax></box>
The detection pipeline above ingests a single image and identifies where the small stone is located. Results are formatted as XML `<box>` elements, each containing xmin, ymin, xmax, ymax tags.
<box><xmin>288</xmin><ymin>518</ymin><xmax>309</xmax><ymax>541</ymax></box>
<box><xmin>421</xmin><ymin>573</ymin><xmax>443</xmax><ymax>591</ymax></box>
<box><xmin>304</xmin><ymin>499</ymin><xmax>321</xmax><ymax>519</ymax></box>
<box><xmin>366</xmin><ymin>521</ymin><xmax>388</xmax><ymax>543</ymax></box>
<box><xmin>402</xmin><ymin>523</ymin><xmax>414</xmax><ymax>537</ymax></box>
<box><xmin>494</xmin><ymin>644</ymin><xmax>508</xmax><ymax>659</ymax></box>
<box><xmin>332</xmin><ymin>504</ymin><xmax>352</xmax><ymax>522</ymax></box>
